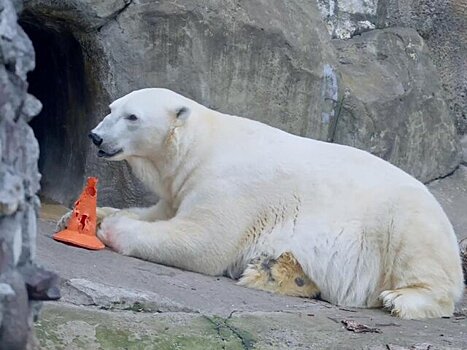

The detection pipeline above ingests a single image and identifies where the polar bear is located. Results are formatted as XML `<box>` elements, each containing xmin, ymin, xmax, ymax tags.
<box><xmin>70</xmin><ymin>88</ymin><xmax>463</xmax><ymax>319</ymax></box>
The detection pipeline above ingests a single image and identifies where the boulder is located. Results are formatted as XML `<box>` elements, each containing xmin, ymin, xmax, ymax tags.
<box><xmin>0</xmin><ymin>0</ymin><xmax>59</xmax><ymax>348</ymax></box>
<box><xmin>316</xmin><ymin>0</ymin><xmax>466</xmax><ymax>134</ymax></box>
<box><xmin>332</xmin><ymin>28</ymin><xmax>461</xmax><ymax>182</ymax></box>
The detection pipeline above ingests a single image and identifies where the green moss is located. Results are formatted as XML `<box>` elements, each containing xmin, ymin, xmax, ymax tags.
<box><xmin>35</xmin><ymin>304</ymin><xmax>256</xmax><ymax>350</ymax></box>
<box><xmin>95</xmin><ymin>326</ymin><xmax>134</xmax><ymax>348</ymax></box>
<box><xmin>203</xmin><ymin>315</ymin><xmax>256</xmax><ymax>350</ymax></box>
<box><xmin>94</xmin><ymin>323</ymin><xmax>248</xmax><ymax>350</ymax></box>
<box><xmin>35</xmin><ymin>318</ymin><xmax>66</xmax><ymax>349</ymax></box>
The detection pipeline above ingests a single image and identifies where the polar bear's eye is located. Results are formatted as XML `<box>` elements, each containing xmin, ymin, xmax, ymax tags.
<box><xmin>125</xmin><ymin>114</ymin><xmax>138</xmax><ymax>121</ymax></box>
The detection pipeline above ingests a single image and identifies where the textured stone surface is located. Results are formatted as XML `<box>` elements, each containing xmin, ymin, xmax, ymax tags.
<box><xmin>427</xmin><ymin>164</ymin><xmax>467</xmax><ymax>283</ymax></box>
<box><xmin>460</xmin><ymin>237</ymin><xmax>467</xmax><ymax>284</ymax></box>
<box><xmin>382</xmin><ymin>0</ymin><xmax>467</xmax><ymax>135</ymax></box>
<box><xmin>36</xmin><ymin>302</ymin><xmax>467</xmax><ymax>350</ymax></box>
<box><xmin>0</xmin><ymin>0</ymin><xmax>59</xmax><ymax>348</ymax></box>
<box><xmin>62</xmin><ymin>278</ymin><xmax>196</xmax><ymax>313</ymax></box>
<box><xmin>332</xmin><ymin>27</ymin><xmax>461</xmax><ymax>182</ymax></box>
<box><xmin>316</xmin><ymin>0</ymin><xmax>466</xmax><ymax>135</ymax></box>
<box><xmin>316</xmin><ymin>0</ymin><xmax>379</xmax><ymax>39</ymax></box>
<box><xmin>428</xmin><ymin>165</ymin><xmax>467</xmax><ymax>241</ymax></box>
<box><xmin>461</xmin><ymin>135</ymin><xmax>467</xmax><ymax>165</ymax></box>
<box><xmin>20</xmin><ymin>0</ymin><xmax>461</xmax><ymax>207</ymax></box>
<box><xmin>21</xmin><ymin>0</ymin><xmax>132</xmax><ymax>31</ymax></box>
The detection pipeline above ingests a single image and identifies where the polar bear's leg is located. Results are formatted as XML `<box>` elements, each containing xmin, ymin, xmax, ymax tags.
<box><xmin>379</xmin><ymin>286</ymin><xmax>455</xmax><ymax>319</ymax></box>
<box><xmin>379</xmin><ymin>259</ymin><xmax>459</xmax><ymax>319</ymax></box>
<box><xmin>56</xmin><ymin>201</ymin><xmax>172</xmax><ymax>232</ymax></box>
<box><xmin>238</xmin><ymin>252</ymin><xmax>320</xmax><ymax>298</ymax></box>
<box><xmin>378</xmin><ymin>217</ymin><xmax>462</xmax><ymax>319</ymax></box>
<box><xmin>96</xmin><ymin>207</ymin><xmax>121</xmax><ymax>219</ymax></box>
<box><xmin>97</xmin><ymin>215</ymin><xmax>240</xmax><ymax>275</ymax></box>
<box><xmin>113</xmin><ymin>200</ymin><xmax>173</xmax><ymax>222</ymax></box>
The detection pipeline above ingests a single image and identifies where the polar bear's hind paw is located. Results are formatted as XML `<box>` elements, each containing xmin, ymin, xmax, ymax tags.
<box><xmin>238</xmin><ymin>252</ymin><xmax>320</xmax><ymax>298</ymax></box>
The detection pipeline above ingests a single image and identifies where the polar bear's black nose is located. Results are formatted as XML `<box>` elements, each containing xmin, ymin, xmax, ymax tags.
<box><xmin>88</xmin><ymin>132</ymin><xmax>103</xmax><ymax>146</ymax></box>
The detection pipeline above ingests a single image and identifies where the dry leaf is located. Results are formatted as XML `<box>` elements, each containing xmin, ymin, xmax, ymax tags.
<box><xmin>341</xmin><ymin>319</ymin><xmax>382</xmax><ymax>333</ymax></box>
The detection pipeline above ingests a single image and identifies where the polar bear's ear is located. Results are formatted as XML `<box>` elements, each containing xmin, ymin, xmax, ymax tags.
<box><xmin>175</xmin><ymin>106</ymin><xmax>190</xmax><ymax>121</ymax></box>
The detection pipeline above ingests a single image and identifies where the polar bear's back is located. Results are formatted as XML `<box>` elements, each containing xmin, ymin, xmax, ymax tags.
<box><xmin>202</xmin><ymin>110</ymin><xmax>457</xmax><ymax>247</ymax></box>
<box><xmin>203</xmin><ymin>111</ymin><xmax>425</xmax><ymax>194</ymax></box>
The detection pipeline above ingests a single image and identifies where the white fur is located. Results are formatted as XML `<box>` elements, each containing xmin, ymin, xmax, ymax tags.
<box><xmin>92</xmin><ymin>88</ymin><xmax>463</xmax><ymax>319</ymax></box>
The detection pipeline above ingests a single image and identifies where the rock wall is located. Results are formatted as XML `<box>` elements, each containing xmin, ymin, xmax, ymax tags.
<box><xmin>317</xmin><ymin>0</ymin><xmax>467</xmax><ymax>134</ymax></box>
<box><xmin>0</xmin><ymin>0</ymin><xmax>59</xmax><ymax>348</ymax></box>
<box><xmin>333</xmin><ymin>27</ymin><xmax>460</xmax><ymax>181</ymax></box>
<box><xmin>21</xmin><ymin>0</ymin><xmax>462</xmax><ymax>207</ymax></box>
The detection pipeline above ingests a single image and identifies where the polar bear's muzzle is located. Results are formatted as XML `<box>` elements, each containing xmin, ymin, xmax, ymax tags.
<box><xmin>88</xmin><ymin>132</ymin><xmax>123</xmax><ymax>159</ymax></box>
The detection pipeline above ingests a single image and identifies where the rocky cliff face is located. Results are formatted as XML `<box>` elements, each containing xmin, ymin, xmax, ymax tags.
<box><xmin>332</xmin><ymin>27</ymin><xmax>460</xmax><ymax>181</ymax></box>
<box><xmin>0</xmin><ymin>0</ymin><xmax>59</xmax><ymax>349</ymax></box>
<box><xmin>317</xmin><ymin>0</ymin><xmax>467</xmax><ymax>135</ymax></box>
<box><xmin>20</xmin><ymin>0</ymin><xmax>462</xmax><ymax>207</ymax></box>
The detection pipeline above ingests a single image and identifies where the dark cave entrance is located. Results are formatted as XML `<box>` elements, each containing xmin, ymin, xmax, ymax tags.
<box><xmin>20</xmin><ymin>17</ymin><xmax>92</xmax><ymax>206</ymax></box>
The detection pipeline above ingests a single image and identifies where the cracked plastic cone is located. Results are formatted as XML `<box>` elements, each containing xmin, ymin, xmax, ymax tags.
<box><xmin>53</xmin><ymin>177</ymin><xmax>105</xmax><ymax>250</ymax></box>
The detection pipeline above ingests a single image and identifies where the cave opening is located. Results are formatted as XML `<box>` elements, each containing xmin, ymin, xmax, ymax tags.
<box><xmin>20</xmin><ymin>16</ymin><xmax>93</xmax><ymax>206</ymax></box>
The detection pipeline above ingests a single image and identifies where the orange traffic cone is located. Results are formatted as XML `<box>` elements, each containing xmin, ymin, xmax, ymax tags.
<box><xmin>53</xmin><ymin>177</ymin><xmax>105</xmax><ymax>250</ymax></box>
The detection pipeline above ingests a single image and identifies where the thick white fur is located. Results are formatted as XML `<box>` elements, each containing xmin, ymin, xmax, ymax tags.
<box><xmin>91</xmin><ymin>88</ymin><xmax>463</xmax><ymax>319</ymax></box>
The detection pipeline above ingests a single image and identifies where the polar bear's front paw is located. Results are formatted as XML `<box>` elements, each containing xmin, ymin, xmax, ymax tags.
<box><xmin>56</xmin><ymin>207</ymin><xmax>121</xmax><ymax>233</ymax></box>
<box><xmin>109</xmin><ymin>209</ymin><xmax>139</xmax><ymax>220</ymax></box>
<box><xmin>56</xmin><ymin>210</ymin><xmax>73</xmax><ymax>232</ymax></box>
<box><xmin>98</xmin><ymin>216</ymin><xmax>136</xmax><ymax>255</ymax></box>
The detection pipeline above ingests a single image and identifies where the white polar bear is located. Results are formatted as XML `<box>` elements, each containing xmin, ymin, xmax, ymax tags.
<box><xmin>83</xmin><ymin>88</ymin><xmax>463</xmax><ymax>319</ymax></box>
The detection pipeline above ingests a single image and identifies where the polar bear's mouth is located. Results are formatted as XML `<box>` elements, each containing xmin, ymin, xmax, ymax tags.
<box><xmin>97</xmin><ymin>148</ymin><xmax>123</xmax><ymax>158</ymax></box>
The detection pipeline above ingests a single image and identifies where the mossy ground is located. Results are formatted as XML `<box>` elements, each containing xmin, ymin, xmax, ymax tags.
<box><xmin>36</xmin><ymin>301</ymin><xmax>467</xmax><ymax>350</ymax></box>
<box><xmin>36</xmin><ymin>303</ymin><xmax>255</xmax><ymax>350</ymax></box>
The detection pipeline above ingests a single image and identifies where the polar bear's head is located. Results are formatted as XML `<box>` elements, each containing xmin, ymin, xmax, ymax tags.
<box><xmin>89</xmin><ymin>88</ymin><xmax>193</xmax><ymax>161</ymax></box>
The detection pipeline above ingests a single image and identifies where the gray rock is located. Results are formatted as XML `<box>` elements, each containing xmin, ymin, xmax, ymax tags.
<box><xmin>36</xmin><ymin>301</ymin><xmax>467</xmax><ymax>350</ymax></box>
<box><xmin>316</xmin><ymin>0</ymin><xmax>466</xmax><ymax>135</ymax></box>
<box><xmin>459</xmin><ymin>237</ymin><xmax>467</xmax><ymax>284</ymax></box>
<box><xmin>428</xmin><ymin>165</ymin><xmax>467</xmax><ymax>241</ymax></box>
<box><xmin>0</xmin><ymin>0</ymin><xmax>58</xmax><ymax>348</ymax></box>
<box><xmin>0</xmin><ymin>169</ymin><xmax>24</xmax><ymax>216</ymax></box>
<box><xmin>316</xmin><ymin>0</ymin><xmax>379</xmax><ymax>39</ymax></box>
<box><xmin>332</xmin><ymin>27</ymin><xmax>461</xmax><ymax>182</ymax></box>
<box><xmin>23</xmin><ymin>0</ymin><xmax>133</xmax><ymax>31</ymax></box>
<box><xmin>383</xmin><ymin>0</ymin><xmax>467</xmax><ymax>135</ymax></box>
<box><xmin>0</xmin><ymin>271</ymin><xmax>30</xmax><ymax>350</ymax></box>
<box><xmin>427</xmin><ymin>165</ymin><xmax>467</xmax><ymax>283</ymax></box>
<box><xmin>461</xmin><ymin>135</ymin><xmax>467</xmax><ymax>165</ymax></box>
<box><xmin>63</xmin><ymin>278</ymin><xmax>197</xmax><ymax>313</ymax></box>
<box><xmin>20</xmin><ymin>93</ymin><xmax>42</xmax><ymax>122</ymax></box>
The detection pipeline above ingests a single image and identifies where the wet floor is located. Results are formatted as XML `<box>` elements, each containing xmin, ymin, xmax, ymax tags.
<box><xmin>39</xmin><ymin>198</ymin><xmax>69</xmax><ymax>222</ymax></box>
